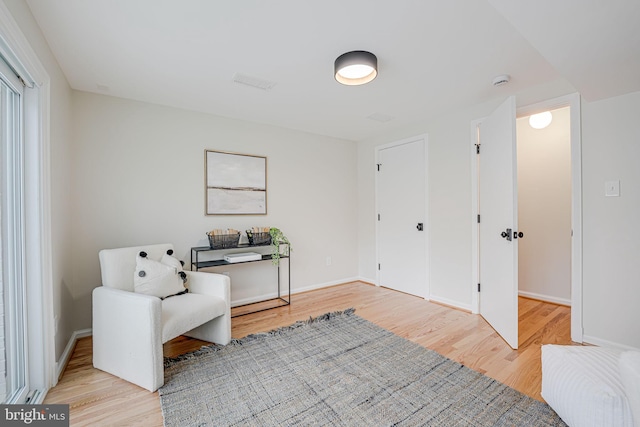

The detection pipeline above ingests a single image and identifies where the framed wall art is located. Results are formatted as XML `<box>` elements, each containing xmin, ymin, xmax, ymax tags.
<box><xmin>205</xmin><ymin>150</ymin><xmax>267</xmax><ymax>215</ymax></box>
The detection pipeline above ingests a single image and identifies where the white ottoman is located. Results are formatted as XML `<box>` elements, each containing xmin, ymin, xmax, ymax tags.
<box><xmin>541</xmin><ymin>344</ymin><xmax>639</xmax><ymax>427</ymax></box>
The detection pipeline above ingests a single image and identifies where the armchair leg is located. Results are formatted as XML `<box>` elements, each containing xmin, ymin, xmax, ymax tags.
<box><xmin>185</xmin><ymin>312</ymin><xmax>231</xmax><ymax>345</ymax></box>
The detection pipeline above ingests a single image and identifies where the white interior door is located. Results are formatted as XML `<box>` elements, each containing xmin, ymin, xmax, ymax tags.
<box><xmin>478</xmin><ymin>97</ymin><xmax>519</xmax><ymax>349</ymax></box>
<box><xmin>377</xmin><ymin>136</ymin><xmax>427</xmax><ymax>298</ymax></box>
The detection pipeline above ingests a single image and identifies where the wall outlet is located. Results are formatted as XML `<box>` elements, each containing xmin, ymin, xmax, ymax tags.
<box><xmin>326</xmin><ymin>256</ymin><xmax>332</xmax><ymax>266</ymax></box>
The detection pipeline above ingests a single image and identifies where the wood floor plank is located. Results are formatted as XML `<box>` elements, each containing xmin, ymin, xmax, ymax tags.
<box><xmin>44</xmin><ymin>281</ymin><xmax>577</xmax><ymax>425</ymax></box>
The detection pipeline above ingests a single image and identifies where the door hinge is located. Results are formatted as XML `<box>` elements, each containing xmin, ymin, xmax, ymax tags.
<box><xmin>477</xmin><ymin>283</ymin><xmax>481</xmax><ymax>292</ymax></box>
<box><xmin>377</xmin><ymin>163</ymin><xmax>381</xmax><ymax>171</ymax></box>
<box><xmin>475</xmin><ymin>144</ymin><xmax>480</xmax><ymax>154</ymax></box>
<box><xmin>378</xmin><ymin>214</ymin><xmax>380</xmax><ymax>221</ymax></box>
<box><xmin>477</xmin><ymin>214</ymin><xmax>480</xmax><ymax>223</ymax></box>
<box><xmin>378</xmin><ymin>263</ymin><xmax>381</xmax><ymax>270</ymax></box>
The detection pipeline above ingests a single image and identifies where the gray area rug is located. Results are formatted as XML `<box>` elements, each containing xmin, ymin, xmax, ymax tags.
<box><xmin>159</xmin><ymin>309</ymin><xmax>566</xmax><ymax>426</ymax></box>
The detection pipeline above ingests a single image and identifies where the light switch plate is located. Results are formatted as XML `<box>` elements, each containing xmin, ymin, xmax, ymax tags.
<box><xmin>605</xmin><ymin>180</ymin><xmax>620</xmax><ymax>197</ymax></box>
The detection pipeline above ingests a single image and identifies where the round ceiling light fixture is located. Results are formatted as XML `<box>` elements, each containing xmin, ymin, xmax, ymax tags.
<box><xmin>334</xmin><ymin>51</ymin><xmax>377</xmax><ymax>86</ymax></box>
<box><xmin>529</xmin><ymin>111</ymin><xmax>553</xmax><ymax>129</ymax></box>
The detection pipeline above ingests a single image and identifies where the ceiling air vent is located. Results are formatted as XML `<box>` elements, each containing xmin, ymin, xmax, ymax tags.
<box><xmin>233</xmin><ymin>73</ymin><xmax>277</xmax><ymax>90</ymax></box>
<box><xmin>367</xmin><ymin>113</ymin><xmax>395</xmax><ymax>123</ymax></box>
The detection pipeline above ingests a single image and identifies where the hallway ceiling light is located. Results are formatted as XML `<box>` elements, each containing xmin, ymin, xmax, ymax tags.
<box><xmin>529</xmin><ymin>111</ymin><xmax>553</xmax><ymax>129</ymax></box>
<box><xmin>334</xmin><ymin>51</ymin><xmax>377</xmax><ymax>86</ymax></box>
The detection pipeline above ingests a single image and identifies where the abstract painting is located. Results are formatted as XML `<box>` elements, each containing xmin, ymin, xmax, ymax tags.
<box><xmin>205</xmin><ymin>150</ymin><xmax>267</xmax><ymax>215</ymax></box>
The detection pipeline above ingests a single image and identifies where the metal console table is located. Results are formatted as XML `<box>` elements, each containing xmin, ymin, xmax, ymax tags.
<box><xmin>190</xmin><ymin>243</ymin><xmax>290</xmax><ymax>317</ymax></box>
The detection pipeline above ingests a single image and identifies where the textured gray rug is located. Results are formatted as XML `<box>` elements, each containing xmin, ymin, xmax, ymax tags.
<box><xmin>159</xmin><ymin>309</ymin><xmax>566</xmax><ymax>426</ymax></box>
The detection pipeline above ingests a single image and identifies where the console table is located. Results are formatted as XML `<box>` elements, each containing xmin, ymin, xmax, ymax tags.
<box><xmin>190</xmin><ymin>243</ymin><xmax>290</xmax><ymax>317</ymax></box>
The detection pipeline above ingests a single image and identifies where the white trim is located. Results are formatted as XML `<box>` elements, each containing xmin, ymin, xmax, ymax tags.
<box><xmin>27</xmin><ymin>389</ymin><xmax>45</xmax><ymax>405</ymax></box>
<box><xmin>55</xmin><ymin>329</ymin><xmax>92</xmax><ymax>380</ymax></box>
<box><xmin>518</xmin><ymin>290</ymin><xmax>571</xmax><ymax>307</ymax></box>
<box><xmin>0</xmin><ymin>3</ymin><xmax>46</xmax><ymax>86</ymax></box>
<box><xmin>0</xmin><ymin>59</ymin><xmax>29</xmax><ymax>405</ymax></box>
<box><xmin>25</xmin><ymin>82</ymin><xmax>54</xmax><ymax>390</ymax></box>
<box><xmin>0</xmin><ymin>2</ymin><xmax>55</xmax><ymax>393</ymax></box>
<box><xmin>374</xmin><ymin>134</ymin><xmax>430</xmax><ymax>298</ymax></box>
<box><xmin>428</xmin><ymin>295</ymin><xmax>472</xmax><ymax>313</ymax></box>
<box><xmin>470</xmin><ymin>94</ymin><xmax>583</xmax><ymax>342</ymax></box>
<box><xmin>230</xmin><ymin>277</ymin><xmax>361</xmax><ymax>307</ymax></box>
<box><xmin>569</xmin><ymin>95</ymin><xmax>583</xmax><ymax>343</ymax></box>
<box><xmin>583</xmin><ymin>335</ymin><xmax>640</xmax><ymax>352</ymax></box>
<box><xmin>356</xmin><ymin>276</ymin><xmax>376</xmax><ymax>285</ymax></box>
<box><xmin>470</xmin><ymin>118</ymin><xmax>483</xmax><ymax>314</ymax></box>
<box><xmin>288</xmin><ymin>277</ymin><xmax>362</xmax><ymax>294</ymax></box>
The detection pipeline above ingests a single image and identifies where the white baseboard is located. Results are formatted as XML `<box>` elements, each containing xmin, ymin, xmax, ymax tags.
<box><xmin>231</xmin><ymin>277</ymin><xmax>361</xmax><ymax>307</ymax></box>
<box><xmin>427</xmin><ymin>295</ymin><xmax>472</xmax><ymax>312</ymax></box>
<box><xmin>518</xmin><ymin>290</ymin><xmax>571</xmax><ymax>306</ymax></box>
<box><xmin>356</xmin><ymin>276</ymin><xmax>376</xmax><ymax>285</ymax></box>
<box><xmin>291</xmin><ymin>277</ymin><xmax>361</xmax><ymax>295</ymax></box>
<box><xmin>361</xmin><ymin>280</ymin><xmax>472</xmax><ymax>313</ymax></box>
<box><xmin>583</xmin><ymin>335</ymin><xmax>640</xmax><ymax>352</ymax></box>
<box><xmin>56</xmin><ymin>328</ymin><xmax>92</xmax><ymax>380</ymax></box>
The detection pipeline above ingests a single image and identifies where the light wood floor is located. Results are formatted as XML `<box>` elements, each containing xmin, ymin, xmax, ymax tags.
<box><xmin>44</xmin><ymin>281</ymin><xmax>576</xmax><ymax>426</ymax></box>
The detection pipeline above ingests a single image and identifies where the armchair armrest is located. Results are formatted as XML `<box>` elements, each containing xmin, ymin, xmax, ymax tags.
<box><xmin>185</xmin><ymin>270</ymin><xmax>230</xmax><ymax>302</ymax></box>
<box><xmin>92</xmin><ymin>286</ymin><xmax>164</xmax><ymax>391</ymax></box>
<box><xmin>182</xmin><ymin>271</ymin><xmax>231</xmax><ymax>345</ymax></box>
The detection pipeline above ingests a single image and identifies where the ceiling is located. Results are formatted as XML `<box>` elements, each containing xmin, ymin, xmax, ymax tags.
<box><xmin>25</xmin><ymin>0</ymin><xmax>640</xmax><ymax>141</ymax></box>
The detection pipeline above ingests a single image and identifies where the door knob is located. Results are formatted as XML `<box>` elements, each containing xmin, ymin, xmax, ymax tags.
<box><xmin>514</xmin><ymin>231</ymin><xmax>524</xmax><ymax>239</ymax></box>
<box><xmin>416</xmin><ymin>223</ymin><xmax>424</xmax><ymax>231</ymax></box>
<box><xmin>501</xmin><ymin>228</ymin><xmax>512</xmax><ymax>241</ymax></box>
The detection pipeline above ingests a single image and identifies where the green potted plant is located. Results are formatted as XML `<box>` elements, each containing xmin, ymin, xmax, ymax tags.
<box><xmin>269</xmin><ymin>227</ymin><xmax>291</xmax><ymax>265</ymax></box>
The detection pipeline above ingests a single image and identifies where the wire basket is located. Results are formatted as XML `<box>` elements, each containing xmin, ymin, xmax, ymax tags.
<box><xmin>207</xmin><ymin>231</ymin><xmax>240</xmax><ymax>249</ymax></box>
<box><xmin>246</xmin><ymin>231</ymin><xmax>272</xmax><ymax>246</ymax></box>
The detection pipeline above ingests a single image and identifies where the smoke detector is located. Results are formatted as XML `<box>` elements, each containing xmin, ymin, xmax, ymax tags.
<box><xmin>492</xmin><ymin>74</ymin><xmax>510</xmax><ymax>87</ymax></box>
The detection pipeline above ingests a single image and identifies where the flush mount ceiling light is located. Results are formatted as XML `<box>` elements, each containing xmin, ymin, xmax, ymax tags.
<box><xmin>529</xmin><ymin>111</ymin><xmax>553</xmax><ymax>129</ymax></box>
<box><xmin>334</xmin><ymin>51</ymin><xmax>377</xmax><ymax>86</ymax></box>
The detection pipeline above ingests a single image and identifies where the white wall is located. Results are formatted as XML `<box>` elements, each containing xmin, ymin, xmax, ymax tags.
<box><xmin>3</xmin><ymin>0</ymin><xmax>74</xmax><ymax>363</ymax></box>
<box><xmin>70</xmin><ymin>92</ymin><xmax>359</xmax><ymax>329</ymax></box>
<box><xmin>517</xmin><ymin>107</ymin><xmax>571</xmax><ymax>304</ymax></box>
<box><xmin>581</xmin><ymin>90</ymin><xmax>640</xmax><ymax>350</ymax></box>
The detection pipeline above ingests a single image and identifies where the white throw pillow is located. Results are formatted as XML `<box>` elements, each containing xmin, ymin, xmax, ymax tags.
<box><xmin>620</xmin><ymin>351</ymin><xmax>640</xmax><ymax>427</ymax></box>
<box><xmin>134</xmin><ymin>251</ymin><xmax>186</xmax><ymax>299</ymax></box>
<box><xmin>161</xmin><ymin>249</ymin><xmax>188</xmax><ymax>287</ymax></box>
<box><xmin>161</xmin><ymin>249</ymin><xmax>183</xmax><ymax>272</ymax></box>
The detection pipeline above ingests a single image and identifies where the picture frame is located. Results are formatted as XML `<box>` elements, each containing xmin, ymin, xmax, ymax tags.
<box><xmin>205</xmin><ymin>150</ymin><xmax>267</xmax><ymax>215</ymax></box>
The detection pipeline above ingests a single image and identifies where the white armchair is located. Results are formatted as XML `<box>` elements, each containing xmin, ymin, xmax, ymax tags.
<box><xmin>92</xmin><ymin>243</ymin><xmax>231</xmax><ymax>392</ymax></box>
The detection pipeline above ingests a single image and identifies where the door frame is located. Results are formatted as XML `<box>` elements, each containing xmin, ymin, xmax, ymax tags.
<box><xmin>470</xmin><ymin>93</ymin><xmax>583</xmax><ymax>343</ymax></box>
<box><xmin>375</xmin><ymin>134</ymin><xmax>430</xmax><ymax>298</ymax></box>
<box><xmin>0</xmin><ymin>1</ymin><xmax>56</xmax><ymax>398</ymax></box>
